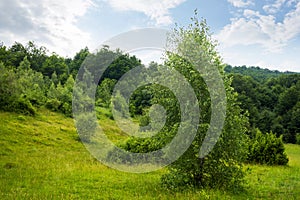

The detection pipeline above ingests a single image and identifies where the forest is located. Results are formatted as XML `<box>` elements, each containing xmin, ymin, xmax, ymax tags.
<box><xmin>226</xmin><ymin>65</ymin><xmax>300</xmax><ymax>144</ymax></box>
<box><xmin>1</xmin><ymin>41</ymin><xmax>299</xmax><ymax>145</ymax></box>
<box><xmin>1</xmin><ymin>17</ymin><xmax>300</xmax><ymax>199</ymax></box>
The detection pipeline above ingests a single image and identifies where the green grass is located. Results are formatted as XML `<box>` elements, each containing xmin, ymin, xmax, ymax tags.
<box><xmin>243</xmin><ymin>144</ymin><xmax>300</xmax><ymax>199</ymax></box>
<box><xmin>1</xmin><ymin>109</ymin><xmax>300</xmax><ymax>199</ymax></box>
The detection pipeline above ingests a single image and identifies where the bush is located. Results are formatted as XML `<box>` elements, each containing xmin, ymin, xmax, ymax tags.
<box><xmin>62</xmin><ymin>102</ymin><xmax>72</xmax><ymax>117</ymax></box>
<box><xmin>106</xmin><ymin>127</ymin><xmax>176</xmax><ymax>165</ymax></box>
<box><xmin>11</xmin><ymin>96</ymin><xmax>36</xmax><ymax>115</ymax></box>
<box><xmin>247</xmin><ymin>129</ymin><xmax>288</xmax><ymax>165</ymax></box>
<box><xmin>45</xmin><ymin>99</ymin><xmax>61</xmax><ymax>111</ymax></box>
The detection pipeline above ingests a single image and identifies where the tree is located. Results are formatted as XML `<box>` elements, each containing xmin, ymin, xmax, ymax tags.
<box><xmin>276</xmin><ymin>85</ymin><xmax>299</xmax><ymax>115</ymax></box>
<box><xmin>80</xmin><ymin>46</ymin><xmax>141</xmax><ymax>84</ymax></box>
<box><xmin>102</xmin><ymin>54</ymin><xmax>141</xmax><ymax>82</ymax></box>
<box><xmin>0</xmin><ymin>62</ymin><xmax>19</xmax><ymax>110</ymax></box>
<box><xmin>25</xmin><ymin>41</ymin><xmax>48</xmax><ymax>71</ymax></box>
<box><xmin>46</xmin><ymin>75</ymin><xmax>75</xmax><ymax>116</ymax></box>
<box><xmin>68</xmin><ymin>47</ymin><xmax>90</xmax><ymax>78</ymax></box>
<box><xmin>19</xmin><ymin>56</ymin><xmax>31</xmax><ymax>70</ymax></box>
<box><xmin>0</xmin><ymin>43</ymin><xmax>10</xmax><ymax>66</ymax></box>
<box><xmin>110</xmin><ymin>13</ymin><xmax>249</xmax><ymax>189</ymax></box>
<box><xmin>42</xmin><ymin>53</ymin><xmax>69</xmax><ymax>82</ymax></box>
<box><xmin>160</xmin><ymin>15</ymin><xmax>249</xmax><ymax>188</ymax></box>
<box><xmin>96</xmin><ymin>78</ymin><xmax>116</xmax><ymax>107</ymax></box>
<box><xmin>8</xmin><ymin>42</ymin><xmax>28</xmax><ymax>67</ymax></box>
<box><xmin>291</xmin><ymin>102</ymin><xmax>300</xmax><ymax>135</ymax></box>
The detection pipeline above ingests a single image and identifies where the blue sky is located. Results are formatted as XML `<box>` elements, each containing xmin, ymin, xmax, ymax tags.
<box><xmin>1</xmin><ymin>0</ymin><xmax>300</xmax><ymax>72</ymax></box>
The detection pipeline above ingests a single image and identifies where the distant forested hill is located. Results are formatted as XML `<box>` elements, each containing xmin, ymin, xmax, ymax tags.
<box><xmin>225</xmin><ymin>65</ymin><xmax>300</xmax><ymax>144</ymax></box>
<box><xmin>225</xmin><ymin>65</ymin><xmax>298</xmax><ymax>82</ymax></box>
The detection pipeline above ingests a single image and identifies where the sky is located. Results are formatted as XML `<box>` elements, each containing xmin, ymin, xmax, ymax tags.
<box><xmin>1</xmin><ymin>0</ymin><xmax>300</xmax><ymax>72</ymax></box>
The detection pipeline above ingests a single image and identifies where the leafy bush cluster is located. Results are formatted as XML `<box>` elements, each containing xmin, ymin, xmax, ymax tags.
<box><xmin>0</xmin><ymin>58</ymin><xmax>45</xmax><ymax>115</ymax></box>
<box><xmin>0</xmin><ymin>58</ymin><xmax>76</xmax><ymax>116</ymax></box>
<box><xmin>247</xmin><ymin>129</ymin><xmax>289</xmax><ymax>165</ymax></box>
<box><xmin>0</xmin><ymin>42</ymin><xmax>82</xmax><ymax>116</ymax></box>
<box><xmin>0</xmin><ymin>41</ymin><xmax>141</xmax><ymax>117</ymax></box>
<box><xmin>45</xmin><ymin>75</ymin><xmax>74</xmax><ymax>116</ymax></box>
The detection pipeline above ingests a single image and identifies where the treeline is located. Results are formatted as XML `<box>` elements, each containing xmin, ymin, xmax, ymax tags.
<box><xmin>0</xmin><ymin>41</ymin><xmax>140</xmax><ymax>116</ymax></box>
<box><xmin>225</xmin><ymin>65</ymin><xmax>297</xmax><ymax>82</ymax></box>
<box><xmin>1</xmin><ymin>42</ymin><xmax>299</xmax><ymax>145</ymax></box>
<box><xmin>226</xmin><ymin>65</ymin><xmax>300</xmax><ymax>144</ymax></box>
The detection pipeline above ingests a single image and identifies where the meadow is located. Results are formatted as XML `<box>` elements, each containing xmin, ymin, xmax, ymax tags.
<box><xmin>1</xmin><ymin>109</ymin><xmax>300</xmax><ymax>199</ymax></box>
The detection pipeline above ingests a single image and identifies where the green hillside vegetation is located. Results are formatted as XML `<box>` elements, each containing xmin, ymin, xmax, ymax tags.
<box><xmin>1</xmin><ymin>109</ymin><xmax>300</xmax><ymax>199</ymax></box>
<box><xmin>225</xmin><ymin>65</ymin><xmax>298</xmax><ymax>82</ymax></box>
<box><xmin>228</xmin><ymin>70</ymin><xmax>300</xmax><ymax>144</ymax></box>
<box><xmin>1</xmin><ymin>14</ymin><xmax>299</xmax><ymax>198</ymax></box>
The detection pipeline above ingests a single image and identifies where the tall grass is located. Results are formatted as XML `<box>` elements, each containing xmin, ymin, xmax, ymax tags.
<box><xmin>0</xmin><ymin>109</ymin><xmax>299</xmax><ymax>199</ymax></box>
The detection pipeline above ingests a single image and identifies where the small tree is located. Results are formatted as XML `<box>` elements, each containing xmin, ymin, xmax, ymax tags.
<box><xmin>161</xmin><ymin>13</ymin><xmax>249</xmax><ymax>190</ymax></box>
<box><xmin>46</xmin><ymin>75</ymin><xmax>75</xmax><ymax>116</ymax></box>
<box><xmin>96</xmin><ymin>78</ymin><xmax>116</xmax><ymax>107</ymax></box>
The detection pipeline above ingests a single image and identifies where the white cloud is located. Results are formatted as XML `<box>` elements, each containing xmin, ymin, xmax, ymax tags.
<box><xmin>227</xmin><ymin>0</ymin><xmax>254</xmax><ymax>8</ymax></box>
<box><xmin>103</xmin><ymin>0</ymin><xmax>187</xmax><ymax>25</ymax></box>
<box><xmin>0</xmin><ymin>0</ymin><xmax>94</xmax><ymax>56</ymax></box>
<box><xmin>263</xmin><ymin>0</ymin><xmax>286</xmax><ymax>14</ymax></box>
<box><xmin>283</xmin><ymin>2</ymin><xmax>300</xmax><ymax>40</ymax></box>
<box><xmin>216</xmin><ymin>17</ymin><xmax>268</xmax><ymax>46</ymax></box>
<box><xmin>263</xmin><ymin>0</ymin><xmax>298</xmax><ymax>14</ymax></box>
<box><xmin>216</xmin><ymin>2</ymin><xmax>300</xmax><ymax>53</ymax></box>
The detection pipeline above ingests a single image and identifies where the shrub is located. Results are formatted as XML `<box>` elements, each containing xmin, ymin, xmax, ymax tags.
<box><xmin>45</xmin><ymin>99</ymin><xmax>61</xmax><ymax>111</ymax></box>
<box><xmin>106</xmin><ymin>127</ymin><xmax>177</xmax><ymax>165</ymax></box>
<box><xmin>62</xmin><ymin>102</ymin><xmax>72</xmax><ymax>117</ymax></box>
<box><xmin>247</xmin><ymin>129</ymin><xmax>288</xmax><ymax>165</ymax></box>
<box><xmin>11</xmin><ymin>96</ymin><xmax>36</xmax><ymax>115</ymax></box>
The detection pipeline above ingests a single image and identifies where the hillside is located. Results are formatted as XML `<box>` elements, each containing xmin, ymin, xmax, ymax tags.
<box><xmin>224</xmin><ymin>65</ymin><xmax>300</xmax><ymax>144</ymax></box>
<box><xmin>1</xmin><ymin>109</ymin><xmax>300</xmax><ymax>199</ymax></box>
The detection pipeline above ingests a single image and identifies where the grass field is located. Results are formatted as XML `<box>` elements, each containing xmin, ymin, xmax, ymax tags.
<box><xmin>1</xmin><ymin>109</ymin><xmax>300</xmax><ymax>199</ymax></box>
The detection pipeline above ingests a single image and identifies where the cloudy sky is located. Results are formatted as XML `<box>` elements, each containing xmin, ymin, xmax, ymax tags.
<box><xmin>1</xmin><ymin>0</ymin><xmax>300</xmax><ymax>72</ymax></box>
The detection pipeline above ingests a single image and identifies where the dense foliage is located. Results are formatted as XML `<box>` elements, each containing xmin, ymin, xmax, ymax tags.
<box><xmin>247</xmin><ymin>129</ymin><xmax>288</xmax><ymax>165</ymax></box>
<box><xmin>225</xmin><ymin>65</ymin><xmax>297</xmax><ymax>82</ymax></box>
<box><xmin>0</xmin><ymin>42</ymin><xmax>140</xmax><ymax>117</ymax></box>
<box><xmin>228</xmin><ymin>67</ymin><xmax>300</xmax><ymax>143</ymax></box>
<box><xmin>1</xmin><ymin>41</ymin><xmax>298</xmax><ymax>145</ymax></box>
<box><xmin>156</xmin><ymin>16</ymin><xmax>250</xmax><ymax>190</ymax></box>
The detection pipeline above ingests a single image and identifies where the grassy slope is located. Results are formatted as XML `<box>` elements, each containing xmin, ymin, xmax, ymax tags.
<box><xmin>0</xmin><ymin>109</ymin><xmax>300</xmax><ymax>199</ymax></box>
